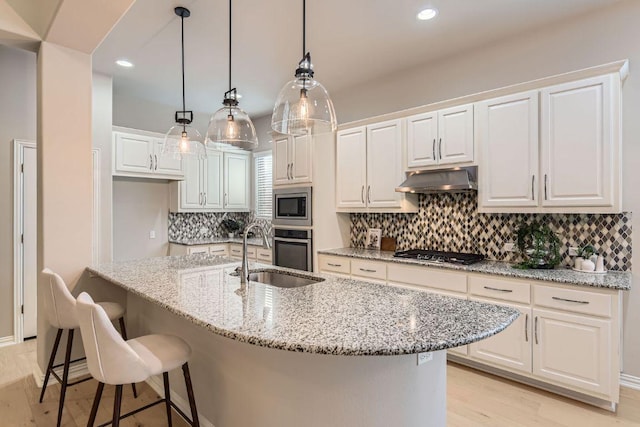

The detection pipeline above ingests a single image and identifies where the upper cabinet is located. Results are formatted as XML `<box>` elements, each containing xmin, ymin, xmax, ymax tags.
<box><xmin>112</xmin><ymin>131</ymin><xmax>183</xmax><ymax>179</ymax></box>
<box><xmin>170</xmin><ymin>149</ymin><xmax>249</xmax><ymax>212</ymax></box>
<box><xmin>406</xmin><ymin>103</ymin><xmax>474</xmax><ymax>169</ymax></box>
<box><xmin>336</xmin><ymin>119</ymin><xmax>417</xmax><ymax>212</ymax></box>
<box><xmin>478</xmin><ymin>73</ymin><xmax>622</xmax><ymax>213</ymax></box>
<box><xmin>273</xmin><ymin>134</ymin><xmax>312</xmax><ymax>186</ymax></box>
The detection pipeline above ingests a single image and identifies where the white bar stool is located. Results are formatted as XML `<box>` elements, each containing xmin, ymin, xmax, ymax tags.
<box><xmin>40</xmin><ymin>268</ymin><xmax>136</xmax><ymax>427</ymax></box>
<box><xmin>76</xmin><ymin>292</ymin><xmax>200</xmax><ymax>427</ymax></box>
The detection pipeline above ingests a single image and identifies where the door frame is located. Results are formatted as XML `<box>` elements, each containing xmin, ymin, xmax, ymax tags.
<box><xmin>12</xmin><ymin>139</ymin><xmax>36</xmax><ymax>344</ymax></box>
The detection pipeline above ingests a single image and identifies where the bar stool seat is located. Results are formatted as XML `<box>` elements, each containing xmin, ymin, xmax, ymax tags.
<box><xmin>40</xmin><ymin>269</ymin><xmax>136</xmax><ymax>427</ymax></box>
<box><xmin>76</xmin><ymin>292</ymin><xmax>200</xmax><ymax>427</ymax></box>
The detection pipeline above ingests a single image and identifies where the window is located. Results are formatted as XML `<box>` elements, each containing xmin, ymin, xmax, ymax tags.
<box><xmin>254</xmin><ymin>151</ymin><xmax>273</xmax><ymax>219</ymax></box>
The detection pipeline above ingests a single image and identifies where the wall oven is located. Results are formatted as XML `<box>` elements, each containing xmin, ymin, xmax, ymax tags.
<box><xmin>272</xmin><ymin>186</ymin><xmax>312</xmax><ymax>227</ymax></box>
<box><xmin>273</xmin><ymin>228</ymin><xmax>313</xmax><ymax>272</ymax></box>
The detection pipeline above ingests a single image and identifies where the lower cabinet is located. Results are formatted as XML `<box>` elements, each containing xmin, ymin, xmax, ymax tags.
<box><xmin>169</xmin><ymin>243</ymin><xmax>272</xmax><ymax>264</ymax></box>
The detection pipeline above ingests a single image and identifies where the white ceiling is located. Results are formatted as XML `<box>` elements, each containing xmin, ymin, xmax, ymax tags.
<box><xmin>93</xmin><ymin>0</ymin><xmax>623</xmax><ymax>118</ymax></box>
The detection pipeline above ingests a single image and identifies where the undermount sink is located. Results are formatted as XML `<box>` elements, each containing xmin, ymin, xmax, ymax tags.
<box><xmin>235</xmin><ymin>269</ymin><xmax>325</xmax><ymax>288</ymax></box>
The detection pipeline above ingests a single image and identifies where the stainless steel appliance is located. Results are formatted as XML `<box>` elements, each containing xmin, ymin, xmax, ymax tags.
<box><xmin>273</xmin><ymin>228</ymin><xmax>313</xmax><ymax>272</ymax></box>
<box><xmin>272</xmin><ymin>186</ymin><xmax>312</xmax><ymax>227</ymax></box>
<box><xmin>394</xmin><ymin>249</ymin><xmax>484</xmax><ymax>265</ymax></box>
<box><xmin>395</xmin><ymin>166</ymin><xmax>478</xmax><ymax>194</ymax></box>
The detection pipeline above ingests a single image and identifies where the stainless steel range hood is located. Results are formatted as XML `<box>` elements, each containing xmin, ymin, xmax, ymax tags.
<box><xmin>395</xmin><ymin>166</ymin><xmax>478</xmax><ymax>194</ymax></box>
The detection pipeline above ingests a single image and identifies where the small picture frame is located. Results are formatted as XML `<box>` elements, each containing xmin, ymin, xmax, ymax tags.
<box><xmin>365</xmin><ymin>228</ymin><xmax>382</xmax><ymax>250</ymax></box>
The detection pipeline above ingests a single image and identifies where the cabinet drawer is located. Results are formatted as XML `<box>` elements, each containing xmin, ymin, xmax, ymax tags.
<box><xmin>318</xmin><ymin>255</ymin><xmax>351</xmax><ymax>275</ymax></box>
<box><xmin>469</xmin><ymin>276</ymin><xmax>530</xmax><ymax>304</ymax></box>
<box><xmin>229</xmin><ymin>244</ymin><xmax>254</xmax><ymax>258</ymax></box>
<box><xmin>208</xmin><ymin>244</ymin><xmax>229</xmax><ymax>257</ymax></box>
<box><xmin>351</xmin><ymin>260</ymin><xmax>386</xmax><ymax>281</ymax></box>
<box><xmin>256</xmin><ymin>248</ymin><xmax>272</xmax><ymax>263</ymax></box>
<box><xmin>534</xmin><ymin>285</ymin><xmax>612</xmax><ymax>318</ymax></box>
<box><xmin>387</xmin><ymin>264</ymin><xmax>467</xmax><ymax>294</ymax></box>
<box><xmin>187</xmin><ymin>246</ymin><xmax>209</xmax><ymax>255</ymax></box>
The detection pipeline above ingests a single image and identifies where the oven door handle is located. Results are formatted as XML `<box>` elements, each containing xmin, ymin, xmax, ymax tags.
<box><xmin>274</xmin><ymin>237</ymin><xmax>311</xmax><ymax>244</ymax></box>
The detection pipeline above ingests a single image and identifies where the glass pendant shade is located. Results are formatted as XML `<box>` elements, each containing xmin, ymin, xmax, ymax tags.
<box><xmin>162</xmin><ymin>124</ymin><xmax>206</xmax><ymax>159</ymax></box>
<box><xmin>272</xmin><ymin>75</ymin><xmax>336</xmax><ymax>135</ymax></box>
<box><xmin>206</xmin><ymin>103</ymin><xmax>258</xmax><ymax>151</ymax></box>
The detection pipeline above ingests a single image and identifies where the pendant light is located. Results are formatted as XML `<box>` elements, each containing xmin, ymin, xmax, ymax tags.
<box><xmin>206</xmin><ymin>0</ymin><xmax>258</xmax><ymax>151</ymax></box>
<box><xmin>162</xmin><ymin>6</ymin><xmax>206</xmax><ymax>159</ymax></box>
<box><xmin>271</xmin><ymin>0</ymin><xmax>336</xmax><ymax>136</ymax></box>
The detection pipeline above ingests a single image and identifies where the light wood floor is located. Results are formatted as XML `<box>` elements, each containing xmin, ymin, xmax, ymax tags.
<box><xmin>1</xmin><ymin>340</ymin><xmax>639</xmax><ymax>426</ymax></box>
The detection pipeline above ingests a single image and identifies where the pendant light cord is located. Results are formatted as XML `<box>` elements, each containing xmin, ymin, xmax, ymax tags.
<box><xmin>181</xmin><ymin>12</ymin><xmax>186</xmax><ymax>131</ymax></box>
<box><xmin>229</xmin><ymin>0</ymin><xmax>232</xmax><ymax>92</ymax></box>
<box><xmin>302</xmin><ymin>0</ymin><xmax>306</xmax><ymax>57</ymax></box>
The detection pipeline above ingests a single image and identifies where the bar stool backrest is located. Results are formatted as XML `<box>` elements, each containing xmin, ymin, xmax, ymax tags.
<box><xmin>41</xmin><ymin>268</ymin><xmax>79</xmax><ymax>329</ymax></box>
<box><xmin>76</xmin><ymin>292</ymin><xmax>150</xmax><ymax>385</ymax></box>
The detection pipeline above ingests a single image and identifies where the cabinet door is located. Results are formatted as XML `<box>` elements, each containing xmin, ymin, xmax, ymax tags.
<box><xmin>113</xmin><ymin>133</ymin><xmax>153</xmax><ymax>174</ymax></box>
<box><xmin>273</xmin><ymin>136</ymin><xmax>290</xmax><ymax>185</ymax></box>
<box><xmin>290</xmin><ymin>134</ymin><xmax>312</xmax><ymax>183</ymax></box>
<box><xmin>477</xmin><ymin>91</ymin><xmax>539</xmax><ymax>209</ymax></box>
<box><xmin>470</xmin><ymin>299</ymin><xmax>532</xmax><ymax>374</ymax></box>
<box><xmin>533</xmin><ymin>308</ymin><xmax>612</xmax><ymax>396</ymax></box>
<box><xmin>180</xmin><ymin>156</ymin><xmax>204</xmax><ymax>210</ymax></box>
<box><xmin>224</xmin><ymin>152</ymin><xmax>250</xmax><ymax>210</ymax></box>
<box><xmin>366</xmin><ymin>119</ymin><xmax>403</xmax><ymax>208</ymax></box>
<box><xmin>407</xmin><ymin>112</ymin><xmax>438</xmax><ymax>168</ymax></box>
<box><xmin>336</xmin><ymin>127</ymin><xmax>367</xmax><ymax>208</ymax></box>
<box><xmin>540</xmin><ymin>75</ymin><xmax>615</xmax><ymax>207</ymax></box>
<box><xmin>203</xmin><ymin>149</ymin><xmax>223</xmax><ymax>209</ymax></box>
<box><xmin>437</xmin><ymin>104</ymin><xmax>474</xmax><ymax>165</ymax></box>
<box><xmin>153</xmin><ymin>139</ymin><xmax>183</xmax><ymax>177</ymax></box>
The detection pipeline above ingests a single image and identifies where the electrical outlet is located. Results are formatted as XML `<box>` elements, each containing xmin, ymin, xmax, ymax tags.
<box><xmin>417</xmin><ymin>352</ymin><xmax>433</xmax><ymax>365</ymax></box>
<box><xmin>149</xmin><ymin>230</ymin><xmax>156</xmax><ymax>239</ymax></box>
<box><xmin>568</xmin><ymin>247</ymin><xmax>579</xmax><ymax>256</ymax></box>
<box><xmin>504</xmin><ymin>242</ymin><xmax>515</xmax><ymax>252</ymax></box>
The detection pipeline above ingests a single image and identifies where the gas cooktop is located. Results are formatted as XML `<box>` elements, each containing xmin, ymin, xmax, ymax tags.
<box><xmin>393</xmin><ymin>249</ymin><xmax>485</xmax><ymax>265</ymax></box>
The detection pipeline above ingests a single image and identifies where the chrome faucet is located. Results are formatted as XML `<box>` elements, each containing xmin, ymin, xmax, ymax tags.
<box><xmin>238</xmin><ymin>221</ymin><xmax>271</xmax><ymax>285</ymax></box>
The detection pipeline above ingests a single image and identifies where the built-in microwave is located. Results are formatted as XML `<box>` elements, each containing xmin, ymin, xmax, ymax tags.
<box><xmin>272</xmin><ymin>186</ymin><xmax>312</xmax><ymax>227</ymax></box>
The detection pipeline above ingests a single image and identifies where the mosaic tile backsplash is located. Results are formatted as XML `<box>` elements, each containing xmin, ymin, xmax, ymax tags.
<box><xmin>351</xmin><ymin>193</ymin><xmax>632</xmax><ymax>271</ymax></box>
<box><xmin>169</xmin><ymin>212</ymin><xmax>273</xmax><ymax>240</ymax></box>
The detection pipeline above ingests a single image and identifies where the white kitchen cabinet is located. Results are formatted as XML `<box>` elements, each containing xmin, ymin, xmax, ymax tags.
<box><xmin>540</xmin><ymin>75</ymin><xmax>619</xmax><ymax>209</ymax></box>
<box><xmin>273</xmin><ymin>134</ymin><xmax>312</xmax><ymax>185</ymax></box>
<box><xmin>477</xmin><ymin>91</ymin><xmax>539</xmax><ymax>210</ymax></box>
<box><xmin>533</xmin><ymin>308</ymin><xmax>612</xmax><ymax>397</ymax></box>
<box><xmin>223</xmin><ymin>152</ymin><xmax>250</xmax><ymax>210</ymax></box>
<box><xmin>113</xmin><ymin>131</ymin><xmax>183</xmax><ymax>179</ymax></box>
<box><xmin>169</xmin><ymin>243</ymin><xmax>229</xmax><ymax>257</ymax></box>
<box><xmin>204</xmin><ymin>150</ymin><xmax>224</xmax><ymax>209</ymax></box>
<box><xmin>406</xmin><ymin>104</ymin><xmax>474</xmax><ymax>168</ymax></box>
<box><xmin>336</xmin><ymin>120</ymin><xmax>415</xmax><ymax>212</ymax></box>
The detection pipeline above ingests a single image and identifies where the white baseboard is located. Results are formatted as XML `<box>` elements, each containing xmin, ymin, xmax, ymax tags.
<box><xmin>146</xmin><ymin>374</ymin><xmax>214</xmax><ymax>427</ymax></box>
<box><xmin>0</xmin><ymin>336</ymin><xmax>16</xmax><ymax>348</ymax></box>
<box><xmin>620</xmin><ymin>373</ymin><xmax>640</xmax><ymax>391</ymax></box>
<box><xmin>33</xmin><ymin>360</ymin><xmax>90</xmax><ymax>388</ymax></box>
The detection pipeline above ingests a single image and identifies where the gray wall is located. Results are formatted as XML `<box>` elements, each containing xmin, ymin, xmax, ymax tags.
<box><xmin>327</xmin><ymin>0</ymin><xmax>640</xmax><ymax>377</ymax></box>
<box><xmin>0</xmin><ymin>45</ymin><xmax>37</xmax><ymax>338</ymax></box>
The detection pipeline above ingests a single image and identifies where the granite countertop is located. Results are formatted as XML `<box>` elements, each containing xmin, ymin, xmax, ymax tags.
<box><xmin>87</xmin><ymin>255</ymin><xmax>519</xmax><ymax>356</ymax></box>
<box><xmin>318</xmin><ymin>248</ymin><xmax>632</xmax><ymax>291</ymax></box>
<box><xmin>169</xmin><ymin>237</ymin><xmax>267</xmax><ymax>247</ymax></box>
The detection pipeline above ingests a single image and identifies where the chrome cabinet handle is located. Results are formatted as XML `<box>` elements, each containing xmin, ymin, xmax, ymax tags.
<box><xmin>552</xmin><ymin>296</ymin><xmax>589</xmax><ymax>304</ymax></box>
<box><xmin>327</xmin><ymin>263</ymin><xmax>342</xmax><ymax>267</ymax></box>
<box><xmin>211</xmin><ymin>249</ymin><xmax>225</xmax><ymax>253</ymax></box>
<box><xmin>287</xmin><ymin>163</ymin><xmax>290</xmax><ymax>179</ymax></box>
<box><xmin>199</xmin><ymin>192</ymin><xmax>203</xmax><ymax>206</ymax></box>
<box><xmin>149</xmin><ymin>154</ymin><xmax>153</xmax><ymax>170</ymax></box>
<box><xmin>367</xmin><ymin>186</ymin><xmax>371</xmax><ymax>204</ymax></box>
<box><xmin>290</xmin><ymin>162</ymin><xmax>294</xmax><ymax>179</ymax></box>
<box><xmin>203</xmin><ymin>193</ymin><xmax>207</xmax><ymax>206</ymax></box>
<box><xmin>432</xmin><ymin>138</ymin><xmax>436</xmax><ymax>160</ymax></box>
<box><xmin>534</xmin><ymin>316</ymin><xmax>538</xmax><ymax>345</ymax></box>
<box><xmin>483</xmin><ymin>286</ymin><xmax>513</xmax><ymax>293</ymax></box>
<box><xmin>544</xmin><ymin>174</ymin><xmax>548</xmax><ymax>200</ymax></box>
<box><xmin>525</xmin><ymin>314</ymin><xmax>529</xmax><ymax>342</ymax></box>
<box><xmin>361</xmin><ymin>186</ymin><xmax>365</xmax><ymax>203</ymax></box>
<box><xmin>224</xmin><ymin>193</ymin><xmax>228</xmax><ymax>206</ymax></box>
<box><xmin>438</xmin><ymin>138</ymin><xmax>442</xmax><ymax>160</ymax></box>
<box><xmin>154</xmin><ymin>155</ymin><xmax>158</xmax><ymax>170</ymax></box>
<box><xmin>359</xmin><ymin>268</ymin><xmax>376</xmax><ymax>273</ymax></box>
<box><xmin>531</xmin><ymin>175</ymin><xmax>535</xmax><ymax>200</ymax></box>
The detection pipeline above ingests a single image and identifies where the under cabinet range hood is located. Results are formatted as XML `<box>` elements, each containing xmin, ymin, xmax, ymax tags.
<box><xmin>395</xmin><ymin>166</ymin><xmax>478</xmax><ymax>194</ymax></box>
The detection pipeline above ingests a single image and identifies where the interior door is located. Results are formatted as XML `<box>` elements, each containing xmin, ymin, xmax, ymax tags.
<box><xmin>23</xmin><ymin>146</ymin><xmax>37</xmax><ymax>339</ymax></box>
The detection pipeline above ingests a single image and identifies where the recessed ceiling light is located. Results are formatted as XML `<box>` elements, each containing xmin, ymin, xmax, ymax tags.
<box><xmin>417</xmin><ymin>8</ymin><xmax>438</xmax><ymax>21</ymax></box>
<box><xmin>115</xmin><ymin>59</ymin><xmax>134</xmax><ymax>68</ymax></box>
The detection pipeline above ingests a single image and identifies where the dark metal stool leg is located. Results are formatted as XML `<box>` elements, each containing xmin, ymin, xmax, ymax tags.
<box><xmin>117</xmin><ymin>317</ymin><xmax>138</xmax><ymax>398</ymax></box>
<box><xmin>56</xmin><ymin>329</ymin><xmax>74</xmax><ymax>427</ymax></box>
<box><xmin>163</xmin><ymin>372</ymin><xmax>173</xmax><ymax>427</ymax></box>
<box><xmin>87</xmin><ymin>382</ymin><xmax>104</xmax><ymax>427</ymax></box>
<box><xmin>39</xmin><ymin>328</ymin><xmax>63</xmax><ymax>403</ymax></box>
<box><xmin>182</xmin><ymin>363</ymin><xmax>200</xmax><ymax>427</ymax></box>
<box><xmin>112</xmin><ymin>385</ymin><xmax>123</xmax><ymax>427</ymax></box>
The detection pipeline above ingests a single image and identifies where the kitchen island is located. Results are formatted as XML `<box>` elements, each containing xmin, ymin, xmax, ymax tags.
<box><xmin>88</xmin><ymin>255</ymin><xmax>518</xmax><ymax>427</ymax></box>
